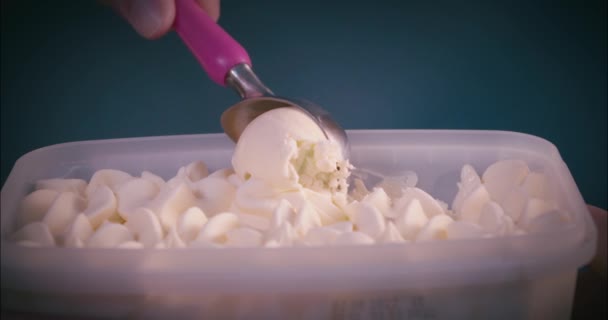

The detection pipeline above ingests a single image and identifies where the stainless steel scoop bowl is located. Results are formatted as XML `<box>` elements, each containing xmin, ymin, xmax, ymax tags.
<box><xmin>221</xmin><ymin>64</ymin><xmax>350</xmax><ymax>158</ymax></box>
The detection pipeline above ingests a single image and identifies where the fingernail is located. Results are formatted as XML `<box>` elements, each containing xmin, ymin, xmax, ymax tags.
<box><xmin>128</xmin><ymin>0</ymin><xmax>163</xmax><ymax>38</ymax></box>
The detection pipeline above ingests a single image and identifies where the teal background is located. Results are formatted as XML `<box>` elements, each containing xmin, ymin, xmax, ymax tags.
<box><xmin>1</xmin><ymin>0</ymin><xmax>606</xmax><ymax>208</ymax></box>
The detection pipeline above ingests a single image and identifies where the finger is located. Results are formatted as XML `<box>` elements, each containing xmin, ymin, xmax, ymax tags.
<box><xmin>105</xmin><ymin>0</ymin><xmax>176</xmax><ymax>39</ymax></box>
<box><xmin>196</xmin><ymin>0</ymin><xmax>221</xmax><ymax>21</ymax></box>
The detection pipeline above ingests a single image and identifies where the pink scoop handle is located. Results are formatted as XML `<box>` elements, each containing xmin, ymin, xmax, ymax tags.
<box><xmin>174</xmin><ymin>0</ymin><xmax>251</xmax><ymax>86</ymax></box>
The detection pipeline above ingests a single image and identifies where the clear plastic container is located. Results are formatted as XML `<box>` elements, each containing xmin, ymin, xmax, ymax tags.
<box><xmin>0</xmin><ymin>130</ymin><xmax>597</xmax><ymax>319</ymax></box>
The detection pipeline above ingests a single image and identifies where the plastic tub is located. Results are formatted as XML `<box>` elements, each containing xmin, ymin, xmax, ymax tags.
<box><xmin>0</xmin><ymin>130</ymin><xmax>597</xmax><ymax>319</ymax></box>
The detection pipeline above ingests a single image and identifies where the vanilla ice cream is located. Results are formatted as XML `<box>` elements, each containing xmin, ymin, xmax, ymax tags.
<box><xmin>232</xmin><ymin>107</ymin><xmax>351</xmax><ymax>194</ymax></box>
<box><xmin>10</xmin><ymin>107</ymin><xmax>573</xmax><ymax>249</ymax></box>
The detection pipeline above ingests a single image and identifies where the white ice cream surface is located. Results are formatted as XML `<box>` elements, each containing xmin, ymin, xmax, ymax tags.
<box><xmin>232</xmin><ymin>107</ymin><xmax>351</xmax><ymax>194</ymax></box>
<box><xmin>11</xmin><ymin>108</ymin><xmax>571</xmax><ymax>248</ymax></box>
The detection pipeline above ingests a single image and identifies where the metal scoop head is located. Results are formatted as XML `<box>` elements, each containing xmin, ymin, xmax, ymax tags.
<box><xmin>221</xmin><ymin>64</ymin><xmax>350</xmax><ymax>158</ymax></box>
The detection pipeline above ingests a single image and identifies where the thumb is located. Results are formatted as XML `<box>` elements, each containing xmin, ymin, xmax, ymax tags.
<box><xmin>109</xmin><ymin>0</ymin><xmax>176</xmax><ymax>39</ymax></box>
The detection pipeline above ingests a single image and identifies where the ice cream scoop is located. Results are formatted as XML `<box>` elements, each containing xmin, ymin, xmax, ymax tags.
<box><xmin>173</xmin><ymin>0</ymin><xmax>349</xmax><ymax>158</ymax></box>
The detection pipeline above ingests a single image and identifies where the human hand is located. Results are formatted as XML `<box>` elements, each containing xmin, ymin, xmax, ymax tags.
<box><xmin>103</xmin><ymin>0</ymin><xmax>220</xmax><ymax>39</ymax></box>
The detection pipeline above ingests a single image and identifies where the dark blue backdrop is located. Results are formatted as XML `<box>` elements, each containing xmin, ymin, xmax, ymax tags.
<box><xmin>1</xmin><ymin>0</ymin><xmax>606</xmax><ymax>208</ymax></box>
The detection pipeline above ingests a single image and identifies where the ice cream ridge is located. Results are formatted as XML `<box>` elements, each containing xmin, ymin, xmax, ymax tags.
<box><xmin>11</xmin><ymin>107</ymin><xmax>572</xmax><ymax>248</ymax></box>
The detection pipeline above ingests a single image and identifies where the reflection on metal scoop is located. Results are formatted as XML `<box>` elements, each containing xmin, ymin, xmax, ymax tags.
<box><xmin>173</xmin><ymin>0</ymin><xmax>349</xmax><ymax>158</ymax></box>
